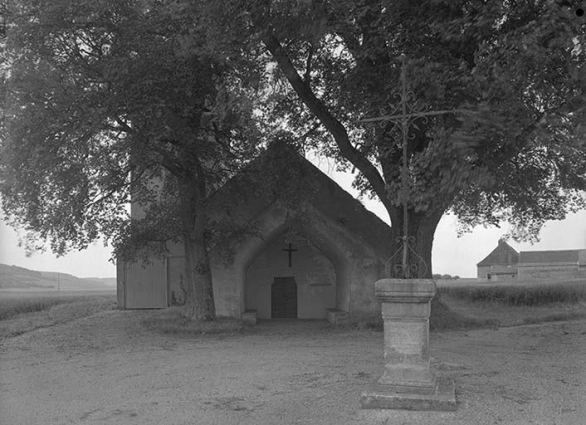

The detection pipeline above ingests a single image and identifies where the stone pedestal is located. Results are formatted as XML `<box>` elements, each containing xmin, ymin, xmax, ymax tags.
<box><xmin>241</xmin><ymin>310</ymin><xmax>257</xmax><ymax>325</ymax></box>
<box><xmin>326</xmin><ymin>308</ymin><xmax>349</xmax><ymax>325</ymax></box>
<box><xmin>360</xmin><ymin>279</ymin><xmax>456</xmax><ymax>411</ymax></box>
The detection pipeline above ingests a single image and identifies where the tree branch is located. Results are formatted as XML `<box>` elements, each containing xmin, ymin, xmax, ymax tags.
<box><xmin>261</xmin><ymin>31</ymin><xmax>391</xmax><ymax>209</ymax></box>
<box><xmin>147</xmin><ymin>143</ymin><xmax>185</xmax><ymax>177</ymax></box>
<box><xmin>114</xmin><ymin>116</ymin><xmax>132</xmax><ymax>133</ymax></box>
<box><xmin>298</xmin><ymin>122</ymin><xmax>321</xmax><ymax>142</ymax></box>
<box><xmin>303</xmin><ymin>42</ymin><xmax>314</xmax><ymax>86</ymax></box>
<box><xmin>210</xmin><ymin>122</ymin><xmax>239</xmax><ymax>159</ymax></box>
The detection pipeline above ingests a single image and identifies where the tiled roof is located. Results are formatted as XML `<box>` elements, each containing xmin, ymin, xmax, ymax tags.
<box><xmin>477</xmin><ymin>241</ymin><xmax>519</xmax><ymax>267</ymax></box>
<box><xmin>518</xmin><ymin>250</ymin><xmax>580</xmax><ymax>264</ymax></box>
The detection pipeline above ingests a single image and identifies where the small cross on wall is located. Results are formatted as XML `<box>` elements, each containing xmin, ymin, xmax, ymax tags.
<box><xmin>282</xmin><ymin>243</ymin><xmax>298</xmax><ymax>267</ymax></box>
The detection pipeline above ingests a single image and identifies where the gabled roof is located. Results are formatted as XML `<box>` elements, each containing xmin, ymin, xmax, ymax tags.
<box><xmin>208</xmin><ymin>141</ymin><xmax>393</xmax><ymax>256</ymax></box>
<box><xmin>518</xmin><ymin>250</ymin><xmax>580</xmax><ymax>264</ymax></box>
<box><xmin>477</xmin><ymin>240</ymin><xmax>519</xmax><ymax>267</ymax></box>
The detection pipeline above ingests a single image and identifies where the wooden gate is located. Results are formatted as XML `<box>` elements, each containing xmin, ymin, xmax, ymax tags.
<box><xmin>271</xmin><ymin>277</ymin><xmax>297</xmax><ymax>318</ymax></box>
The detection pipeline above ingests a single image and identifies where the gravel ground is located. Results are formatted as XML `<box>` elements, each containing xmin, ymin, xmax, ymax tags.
<box><xmin>1</xmin><ymin>310</ymin><xmax>585</xmax><ymax>425</ymax></box>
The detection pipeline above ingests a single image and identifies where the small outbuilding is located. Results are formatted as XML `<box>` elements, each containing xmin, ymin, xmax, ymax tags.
<box><xmin>117</xmin><ymin>143</ymin><xmax>392</xmax><ymax>322</ymax></box>
<box><xmin>476</xmin><ymin>239</ymin><xmax>519</xmax><ymax>281</ymax></box>
<box><xmin>477</xmin><ymin>239</ymin><xmax>586</xmax><ymax>281</ymax></box>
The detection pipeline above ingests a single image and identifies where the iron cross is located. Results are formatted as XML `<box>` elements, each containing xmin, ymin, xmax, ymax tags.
<box><xmin>282</xmin><ymin>243</ymin><xmax>298</xmax><ymax>267</ymax></box>
<box><xmin>361</xmin><ymin>54</ymin><xmax>465</xmax><ymax>278</ymax></box>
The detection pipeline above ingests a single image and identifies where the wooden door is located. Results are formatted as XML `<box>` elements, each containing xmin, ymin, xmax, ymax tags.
<box><xmin>125</xmin><ymin>259</ymin><xmax>168</xmax><ymax>309</ymax></box>
<box><xmin>271</xmin><ymin>277</ymin><xmax>297</xmax><ymax>318</ymax></box>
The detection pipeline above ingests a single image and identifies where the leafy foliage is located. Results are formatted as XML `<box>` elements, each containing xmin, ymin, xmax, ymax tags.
<box><xmin>1</xmin><ymin>0</ymin><xmax>259</xmax><ymax>254</ymax></box>
<box><xmin>0</xmin><ymin>0</ymin><xmax>262</xmax><ymax>318</ymax></box>
<box><xmin>210</xmin><ymin>0</ymin><xmax>586</xmax><ymax>249</ymax></box>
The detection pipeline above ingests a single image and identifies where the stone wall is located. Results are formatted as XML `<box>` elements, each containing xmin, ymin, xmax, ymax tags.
<box><xmin>517</xmin><ymin>263</ymin><xmax>586</xmax><ymax>280</ymax></box>
<box><xmin>477</xmin><ymin>265</ymin><xmax>518</xmax><ymax>280</ymax></box>
<box><xmin>477</xmin><ymin>265</ymin><xmax>491</xmax><ymax>279</ymax></box>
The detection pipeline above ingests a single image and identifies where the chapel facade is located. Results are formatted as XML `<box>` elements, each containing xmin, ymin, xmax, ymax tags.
<box><xmin>476</xmin><ymin>239</ymin><xmax>519</xmax><ymax>281</ymax></box>
<box><xmin>116</xmin><ymin>143</ymin><xmax>392</xmax><ymax>322</ymax></box>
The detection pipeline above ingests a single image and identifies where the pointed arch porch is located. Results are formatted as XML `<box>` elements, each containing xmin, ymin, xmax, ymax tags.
<box><xmin>209</xmin><ymin>202</ymin><xmax>383</xmax><ymax>319</ymax></box>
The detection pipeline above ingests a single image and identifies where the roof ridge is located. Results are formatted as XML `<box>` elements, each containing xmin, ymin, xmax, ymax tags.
<box><xmin>208</xmin><ymin>142</ymin><xmax>392</xmax><ymax>256</ymax></box>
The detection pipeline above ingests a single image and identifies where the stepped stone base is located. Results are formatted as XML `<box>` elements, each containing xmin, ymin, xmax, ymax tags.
<box><xmin>241</xmin><ymin>310</ymin><xmax>257</xmax><ymax>325</ymax></box>
<box><xmin>360</xmin><ymin>377</ymin><xmax>456</xmax><ymax>411</ymax></box>
<box><xmin>326</xmin><ymin>308</ymin><xmax>348</xmax><ymax>325</ymax></box>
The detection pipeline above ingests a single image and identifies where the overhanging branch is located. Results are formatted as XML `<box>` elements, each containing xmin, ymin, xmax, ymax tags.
<box><xmin>260</xmin><ymin>30</ymin><xmax>390</xmax><ymax>209</ymax></box>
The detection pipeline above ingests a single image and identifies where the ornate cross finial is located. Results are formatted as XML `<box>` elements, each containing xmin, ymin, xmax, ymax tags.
<box><xmin>361</xmin><ymin>55</ymin><xmax>463</xmax><ymax>278</ymax></box>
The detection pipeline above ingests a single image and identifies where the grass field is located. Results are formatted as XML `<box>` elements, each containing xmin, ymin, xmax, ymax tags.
<box><xmin>1</xmin><ymin>282</ymin><xmax>585</xmax><ymax>340</ymax></box>
<box><xmin>0</xmin><ymin>291</ymin><xmax>116</xmax><ymax>340</ymax></box>
<box><xmin>439</xmin><ymin>280</ymin><xmax>586</xmax><ymax>305</ymax></box>
<box><xmin>438</xmin><ymin>281</ymin><xmax>586</xmax><ymax>328</ymax></box>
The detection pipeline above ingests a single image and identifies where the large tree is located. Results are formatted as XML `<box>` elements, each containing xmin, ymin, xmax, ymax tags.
<box><xmin>0</xmin><ymin>0</ymin><xmax>259</xmax><ymax>319</ymax></box>
<box><xmin>207</xmin><ymin>0</ymin><xmax>586</xmax><ymax>277</ymax></box>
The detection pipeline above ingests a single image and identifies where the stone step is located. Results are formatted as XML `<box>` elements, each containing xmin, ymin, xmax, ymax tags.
<box><xmin>242</xmin><ymin>309</ymin><xmax>257</xmax><ymax>325</ymax></box>
<box><xmin>326</xmin><ymin>308</ymin><xmax>349</xmax><ymax>325</ymax></box>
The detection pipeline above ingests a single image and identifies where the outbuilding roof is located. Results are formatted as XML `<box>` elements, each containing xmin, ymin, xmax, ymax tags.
<box><xmin>518</xmin><ymin>250</ymin><xmax>580</xmax><ymax>264</ymax></box>
<box><xmin>477</xmin><ymin>240</ymin><xmax>519</xmax><ymax>267</ymax></box>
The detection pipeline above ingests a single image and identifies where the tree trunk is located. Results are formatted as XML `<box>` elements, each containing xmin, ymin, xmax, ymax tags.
<box><xmin>259</xmin><ymin>29</ymin><xmax>445</xmax><ymax>278</ymax></box>
<box><xmin>386</xmin><ymin>205</ymin><xmax>444</xmax><ymax>279</ymax></box>
<box><xmin>179</xmin><ymin>175</ymin><xmax>216</xmax><ymax>321</ymax></box>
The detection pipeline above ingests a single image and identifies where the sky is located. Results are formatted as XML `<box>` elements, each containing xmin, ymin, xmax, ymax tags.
<box><xmin>1</xmin><ymin>157</ymin><xmax>585</xmax><ymax>278</ymax></box>
<box><xmin>0</xmin><ymin>221</ymin><xmax>116</xmax><ymax>278</ymax></box>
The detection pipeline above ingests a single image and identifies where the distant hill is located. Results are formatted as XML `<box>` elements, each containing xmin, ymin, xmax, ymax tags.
<box><xmin>0</xmin><ymin>264</ymin><xmax>115</xmax><ymax>290</ymax></box>
<box><xmin>83</xmin><ymin>277</ymin><xmax>117</xmax><ymax>287</ymax></box>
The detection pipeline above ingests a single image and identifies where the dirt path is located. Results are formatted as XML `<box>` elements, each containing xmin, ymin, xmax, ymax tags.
<box><xmin>1</xmin><ymin>311</ymin><xmax>585</xmax><ymax>425</ymax></box>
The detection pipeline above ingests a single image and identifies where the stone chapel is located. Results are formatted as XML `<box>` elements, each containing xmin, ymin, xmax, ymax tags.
<box><xmin>116</xmin><ymin>143</ymin><xmax>392</xmax><ymax>322</ymax></box>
